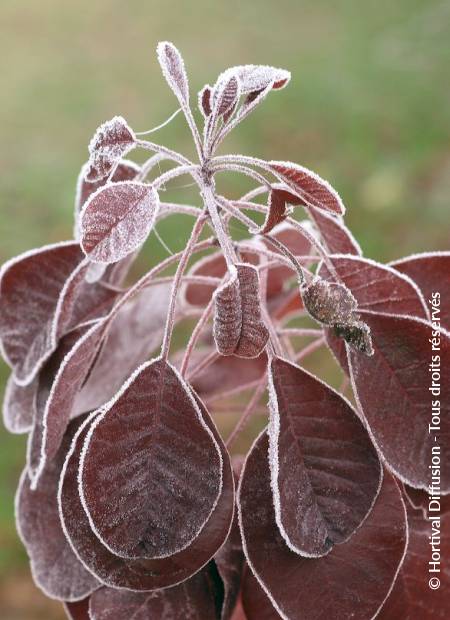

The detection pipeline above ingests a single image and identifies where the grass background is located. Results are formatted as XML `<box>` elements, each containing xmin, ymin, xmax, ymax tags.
<box><xmin>0</xmin><ymin>0</ymin><xmax>449</xmax><ymax>617</ymax></box>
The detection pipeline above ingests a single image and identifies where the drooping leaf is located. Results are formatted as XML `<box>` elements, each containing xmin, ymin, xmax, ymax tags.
<box><xmin>348</xmin><ymin>311</ymin><xmax>450</xmax><ymax>491</ymax></box>
<box><xmin>75</xmin><ymin>160</ymin><xmax>140</xmax><ymax>239</ymax></box>
<box><xmin>88</xmin><ymin>562</ymin><xmax>223</xmax><ymax>620</ymax></box>
<box><xmin>238</xmin><ymin>430</ymin><xmax>407</xmax><ymax>620</ymax></box>
<box><xmin>0</xmin><ymin>242</ymin><xmax>83</xmax><ymax>385</ymax></box>
<box><xmin>230</xmin><ymin>65</ymin><xmax>291</xmax><ymax>93</ymax></box>
<box><xmin>377</xmin><ymin>502</ymin><xmax>450</xmax><ymax>619</ymax></box>
<box><xmin>16</xmin><ymin>416</ymin><xmax>100</xmax><ymax>601</ymax></box>
<box><xmin>59</xmin><ymin>396</ymin><xmax>234</xmax><ymax>590</ymax></box>
<box><xmin>64</xmin><ymin>597</ymin><xmax>91</xmax><ymax>620</ymax></box>
<box><xmin>85</xmin><ymin>116</ymin><xmax>136</xmax><ymax>182</ymax></box>
<box><xmin>309</xmin><ymin>207</ymin><xmax>361</xmax><ymax>255</ymax></box>
<box><xmin>268</xmin><ymin>357</ymin><xmax>381</xmax><ymax>557</ymax></box>
<box><xmin>79</xmin><ymin>359</ymin><xmax>223</xmax><ymax>560</ymax></box>
<box><xmin>28</xmin><ymin>319</ymin><xmax>108</xmax><ymax>487</ymax></box>
<box><xmin>157</xmin><ymin>41</ymin><xmax>190</xmax><ymax>106</ymax></box>
<box><xmin>74</xmin><ymin>282</ymin><xmax>172</xmax><ymax>415</ymax></box>
<box><xmin>80</xmin><ymin>181</ymin><xmax>160</xmax><ymax>264</ymax></box>
<box><xmin>213</xmin><ymin>264</ymin><xmax>269</xmax><ymax>359</ymax></box>
<box><xmin>270</xmin><ymin>161</ymin><xmax>345</xmax><ymax>216</ymax></box>
<box><xmin>391</xmin><ymin>251</ymin><xmax>450</xmax><ymax>331</ymax></box>
<box><xmin>2</xmin><ymin>375</ymin><xmax>37</xmax><ymax>434</ymax></box>
<box><xmin>199</xmin><ymin>85</ymin><xmax>212</xmax><ymax>117</ymax></box>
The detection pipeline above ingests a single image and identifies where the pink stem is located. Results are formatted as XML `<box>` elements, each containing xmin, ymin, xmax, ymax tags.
<box><xmin>226</xmin><ymin>376</ymin><xmax>268</xmax><ymax>449</ymax></box>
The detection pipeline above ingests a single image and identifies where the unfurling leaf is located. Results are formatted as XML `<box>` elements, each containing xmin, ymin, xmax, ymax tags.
<box><xmin>88</xmin><ymin>563</ymin><xmax>223</xmax><ymax>620</ymax></box>
<box><xmin>199</xmin><ymin>85</ymin><xmax>212</xmax><ymax>117</ymax></box>
<box><xmin>79</xmin><ymin>359</ymin><xmax>223</xmax><ymax>560</ymax></box>
<box><xmin>0</xmin><ymin>242</ymin><xmax>83</xmax><ymax>385</ymax></box>
<box><xmin>213</xmin><ymin>264</ymin><xmax>269</xmax><ymax>359</ymax></box>
<box><xmin>238</xmin><ymin>430</ymin><xmax>407</xmax><ymax>620</ymax></box>
<box><xmin>157</xmin><ymin>41</ymin><xmax>190</xmax><ymax>106</ymax></box>
<box><xmin>268</xmin><ymin>357</ymin><xmax>381</xmax><ymax>557</ymax></box>
<box><xmin>16</xmin><ymin>416</ymin><xmax>99</xmax><ymax>601</ymax></box>
<box><xmin>85</xmin><ymin>116</ymin><xmax>136</xmax><ymax>182</ymax></box>
<box><xmin>214</xmin><ymin>74</ymin><xmax>240</xmax><ymax>118</ymax></box>
<box><xmin>80</xmin><ymin>181</ymin><xmax>160</xmax><ymax>264</ymax></box>
<box><xmin>59</xmin><ymin>396</ymin><xmax>233</xmax><ymax>590</ymax></box>
<box><xmin>348</xmin><ymin>312</ymin><xmax>450</xmax><ymax>492</ymax></box>
<box><xmin>270</xmin><ymin>161</ymin><xmax>345</xmax><ymax>215</ymax></box>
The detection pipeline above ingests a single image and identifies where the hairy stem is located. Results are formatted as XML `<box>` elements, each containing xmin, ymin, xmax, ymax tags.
<box><xmin>180</xmin><ymin>297</ymin><xmax>215</xmax><ymax>377</ymax></box>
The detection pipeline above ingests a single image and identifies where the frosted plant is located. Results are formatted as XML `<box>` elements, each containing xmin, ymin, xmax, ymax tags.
<box><xmin>1</xmin><ymin>41</ymin><xmax>449</xmax><ymax>619</ymax></box>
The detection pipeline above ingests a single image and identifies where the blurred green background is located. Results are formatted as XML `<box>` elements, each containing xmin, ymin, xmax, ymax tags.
<box><xmin>0</xmin><ymin>0</ymin><xmax>449</xmax><ymax>617</ymax></box>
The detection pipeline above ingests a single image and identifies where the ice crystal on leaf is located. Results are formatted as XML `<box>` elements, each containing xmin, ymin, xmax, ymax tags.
<box><xmin>1</xmin><ymin>40</ymin><xmax>447</xmax><ymax>620</ymax></box>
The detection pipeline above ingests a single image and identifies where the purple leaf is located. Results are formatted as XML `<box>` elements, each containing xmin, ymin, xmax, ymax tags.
<box><xmin>213</xmin><ymin>73</ymin><xmax>240</xmax><ymax>118</ymax></box>
<box><xmin>252</xmin><ymin>190</ymin><xmax>304</xmax><ymax>235</ymax></box>
<box><xmin>268</xmin><ymin>357</ymin><xmax>381</xmax><ymax>557</ymax></box>
<box><xmin>270</xmin><ymin>161</ymin><xmax>345</xmax><ymax>216</ymax></box>
<box><xmin>238</xmin><ymin>430</ymin><xmax>407</xmax><ymax>620</ymax></box>
<box><xmin>157</xmin><ymin>41</ymin><xmax>190</xmax><ymax>106</ymax></box>
<box><xmin>16</xmin><ymin>416</ymin><xmax>100</xmax><ymax>601</ymax></box>
<box><xmin>63</xmin><ymin>597</ymin><xmax>91</xmax><ymax>620</ymax></box>
<box><xmin>2</xmin><ymin>375</ymin><xmax>37</xmax><ymax>434</ymax></box>
<box><xmin>213</xmin><ymin>264</ymin><xmax>269</xmax><ymax>359</ymax></box>
<box><xmin>59</xmin><ymin>396</ymin><xmax>234</xmax><ymax>590</ymax></box>
<box><xmin>0</xmin><ymin>242</ymin><xmax>83</xmax><ymax>385</ymax></box>
<box><xmin>242</xmin><ymin>570</ymin><xmax>281</xmax><ymax>619</ymax></box>
<box><xmin>85</xmin><ymin>116</ymin><xmax>136</xmax><ymax>183</ymax></box>
<box><xmin>88</xmin><ymin>563</ymin><xmax>223</xmax><ymax>620</ymax></box>
<box><xmin>199</xmin><ymin>85</ymin><xmax>212</xmax><ymax>117</ymax></box>
<box><xmin>79</xmin><ymin>359</ymin><xmax>223</xmax><ymax>560</ymax></box>
<box><xmin>230</xmin><ymin>65</ymin><xmax>291</xmax><ymax>93</ymax></box>
<box><xmin>75</xmin><ymin>160</ymin><xmax>140</xmax><ymax>239</ymax></box>
<box><xmin>377</xmin><ymin>501</ymin><xmax>450</xmax><ymax>619</ymax></box>
<box><xmin>80</xmin><ymin>181</ymin><xmax>160</xmax><ymax>264</ymax></box>
<box><xmin>391</xmin><ymin>251</ymin><xmax>450</xmax><ymax>331</ymax></box>
<box><xmin>348</xmin><ymin>312</ymin><xmax>450</xmax><ymax>491</ymax></box>
<box><xmin>215</xmin><ymin>509</ymin><xmax>245</xmax><ymax>620</ymax></box>
<box><xmin>309</xmin><ymin>207</ymin><xmax>361</xmax><ymax>255</ymax></box>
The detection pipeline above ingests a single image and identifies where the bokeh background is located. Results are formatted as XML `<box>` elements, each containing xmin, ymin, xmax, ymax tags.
<box><xmin>0</xmin><ymin>0</ymin><xmax>449</xmax><ymax>617</ymax></box>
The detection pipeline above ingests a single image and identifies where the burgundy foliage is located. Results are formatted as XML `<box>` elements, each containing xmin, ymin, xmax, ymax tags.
<box><xmin>1</xmin><ymin>42</ymin><xmax>447</xmax><ymax>619</ymax></box>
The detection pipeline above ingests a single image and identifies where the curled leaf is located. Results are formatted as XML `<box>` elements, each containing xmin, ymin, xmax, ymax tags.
<box><xmin>16</xmin><ymin>416</ymin><xmax>100</xmax><ymax>601</ymax></box>
<box><xmin>213</xmin><ymin>264</ymin><xmax>269</xmax><ymax>359</ymax></box>
<box><xmin>79</xmin><ymin>359</ymin><xmax>223</xmax><ymax>560</ymax></box>
<box><xmin>85</xmin><ymin>116</ymin><xmax>136</xmax><ymax>183</ymax></box>
<box><xmin>80</xmin><ymin>181</ymin><xmax>160</xmax><ymax>264</ymax></box>
<box><xmin>268</xmin><ymin>357</ymin><xmax>381</xmax><ymax>557</ymax></box>
<box><xmin>199</xmin><ymin>85</ymin><xmax>212</xmax><ymax>117</ymax></box>
<box><xmin>252</xmin><ymin>189</ymin><xmax>303</xmax><ymax>235</ymax></box>
<box><xmin>239</xmin><ymin>430</ymin><xmax>407</xmax><ymax>620</ymax></box>
<box><xmin>270</xmin><ymin>161</ymin><xmax>345</xmax><ymax>215</ymax></box>
<box><xmin>157</xmin><ymin>41</ymin><xmax>190</xmax><ymax>106</ymax></box>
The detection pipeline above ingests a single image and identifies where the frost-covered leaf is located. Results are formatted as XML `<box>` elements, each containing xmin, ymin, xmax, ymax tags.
<box><xmin>64</xmin><ymin>597</ymin><xmax>91</xmax><ymax>620</ymax></box>
<box><xmin>242</xmin><ymin>570</ymin><xmax>281</xmax><ymax>620</ymax></box>
<box><xmin>75</xmin><ymin>282</ymin><xmax>171</xmax><ymax>414</ymax></box>
<box><xmin>252</xmin><ymin>190</ymin><xmax>303</xmax><ymax>235</ymax></box>
<box><xmin>0</xmin><ymin>242</ymin><xmax>83</xmax><ymax>385</ymax></box>
<box><xmin>268</xmin><ymin>357</ymin><xmax>381</xmax><ymax>557</ymax></box>
<box><xmin>378</xmin><ymin>502</ymin><xmax>450</xmax><ymax>619</ymax></box>
<box><xmin>59</xmin><ymin>396</ymin><xmax>234</xmax><ymax>590</ymax></box>
<box><xmin>79</xmin><ymin>359</ymin><xmax>223</xmax><ymax>560</ymax></box>
<box><xmin>85</xmin><ymin>116</ymin><xmax>136</xmax><ymax>183</ymax></box>
<box><xmin>238</xmin><ymin>430</ymin><xmax>407</xmax><ymax>620</ymax></box>
<box><xmin>213</xmin><ymin>264</ymin><xmax>269</xmax><ymax>359</ymax></box>
<box><xmin>157</xmin><ymin>41</ymin><xmax>190</xmax><ymax>106</ymax></box>
<box><xmin>16</xmin><ymin>416</ymin><xmax>99</xmax><ymax>601</ymax></box>
<box><xmin>75</xmin><ymin>160</ymin><xmax>140</xmax><ymax>239</ymax></box>
<box><xmin>214</xmin><ymin>74</ymin><xmax>240</xmax><ymax>117</ymax></box>
<box><xmin>28</xmin><ymin>319</ymin><xmax>108</xmax><ymax>487</ymax></box>
<box><xmin>88</xmin><ymin>563</ymin><xmax>223</xmax><ymax>620</ymax></box>
<box><xmin>309</xmin><ymin>207</ymin><xmax>361</xmax><ymax>255</ymax></box>
<box><xmin>391</xmin><ymin>251</ymin><xmax>450</xmax><ymax>331</ymax></box>
<box><xmin>199</xmin><ymin>85</ymin><xmax>212</xmax><ymax>117</ymax></box>
<box><xmin>270</xmin><ymin>161</ymin><xmax>345</xmax><ymax>215</ymax></box>
<box><xmin>301</xmin><ymin>276</ymin><xmax>358</xmax><ymax>327</ymax></box>
<box><xmin>2</xmin><ymin>375</ymin><xmax>37</xmax><ymax>434</ymax></box>
<box><xmin>348</xmin><ymin>312</ymin><xmax>450</xmax><ymax>491</ymax></box>
<box><xmin>80</xmin><ymin>181</ymin><xmax>160</xmax><ymax>264</ymax></box>
<box><xmin>230</xmin><ymin>65</ymin><xmax>291</xmax><ymax>93</ymax></box>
